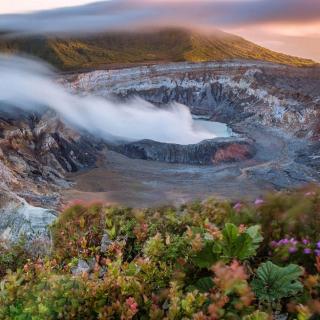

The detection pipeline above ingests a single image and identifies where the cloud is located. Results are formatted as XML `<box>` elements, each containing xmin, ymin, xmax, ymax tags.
<box><xmin>227</xmin><ymin>25</ymin><xmax>320</xmax><ymax>62</ymax></box>
<box><xmin>0</xmin><ymin>0</ymin><xmax>106</xmax><ymax>14</ymax></box>
<box><xmin>0</xmin><ymin>54</ymin><xmax>217</xmax><ymax>145</ymax></box>
<box><xmin>0</xmin><ymin>0</ymin><xmax>318</xmax><ymax>35</ymax></box>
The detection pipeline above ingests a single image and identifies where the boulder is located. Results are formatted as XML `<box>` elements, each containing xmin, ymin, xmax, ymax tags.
<box><xmin>71</xmin><ymin>259</ymin><xmax>90</xmax><ymax>276</ymax></box>
<box><xmin>0</xmin><ymin>191</ymin><xmax>57</xmax><ymax>244</ymax></box>
<box><xmin>100</xmin><ymin>233</ymin><xmax>113</xmax><ymax>253</ymax></box>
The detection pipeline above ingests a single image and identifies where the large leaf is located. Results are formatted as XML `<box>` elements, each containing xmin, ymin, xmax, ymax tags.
<box><xmin>252</xmin><ymin>261</ymin><xmax>303</xmax><ymax>303</ymax></box>
<box><xmin>246</xmin><ymin>225</ymin><xmax>263</xmax><ymax>249</ymax></box>
<box><xmin>221</xmin><ymin>223</ymin><xmax>262</xmax><ymax>261</ymax></box>
<box><xmin>192</xmin><ymin>224</ymin><xmax>263</xmax><ymax>268</ymax></box>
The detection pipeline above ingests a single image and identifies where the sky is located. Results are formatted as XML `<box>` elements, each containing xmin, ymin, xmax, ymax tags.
<box><xmin>0</xmin><ymin>1</ymin><xmax>105</xmax><ymax>13</ymax></box>
<box><xmin>0</xmin><ymin>0</ymin><xmax>319</xmax><ymax>62</ymax></box>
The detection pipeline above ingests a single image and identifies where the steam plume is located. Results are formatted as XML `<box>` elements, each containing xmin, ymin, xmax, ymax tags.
<box><xmin>0</xmin><ymin>54</ymin><xmax>215</xmax><ymax>145</ymax></box>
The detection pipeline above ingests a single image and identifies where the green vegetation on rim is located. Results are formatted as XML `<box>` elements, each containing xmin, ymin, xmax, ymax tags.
<box><xmin>0</xmin><ymin>28</ymin><xmax>316</xmax><ymax>70</ymax></box>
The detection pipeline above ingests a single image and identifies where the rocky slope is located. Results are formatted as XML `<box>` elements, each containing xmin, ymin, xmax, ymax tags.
<box><xmin>0</xmin><ymin>107</ymin><xmax>102</xmax><ymax>242</ymax></box>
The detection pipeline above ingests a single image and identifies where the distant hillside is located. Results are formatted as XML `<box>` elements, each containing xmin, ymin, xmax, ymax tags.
<box><xmin>0</xmin><ymin>28</ymin><xmax>316</xmax><ymax>70</ymax></box>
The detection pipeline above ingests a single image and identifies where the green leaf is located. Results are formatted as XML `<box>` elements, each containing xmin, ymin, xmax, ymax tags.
<box><xmin>125</xmin><ymin>262</ymin><xmax>140</xmax><ymax>276</ymax></box>
<box><xmin>246</xmin><ymin>225</ymin><xmax>263</xmax><ymax>248</ymax></box>
<box><xmin>221</xmin><ymin>223</ymin><xmax>262</xmax><ymax>261</ymax></box>
<box><xmin>252</xmin><ymin>261</ymin><xmax>303</xmax><ymax>303</ymax></box>
<box><xmin>192</xmin><ymin>242</ymin><xmax>217</xmax><ymax>269</ymax></box>
<box><xmin>107</xmin><ymin>225</ymin><xmax>117</xmax><ymax>240</ymax></box>
<box><xmin>194</xmin><ymin>277</ymin><xmax>214</xmax><ymax>293</ymax></box>
<box><xmin>222</xmin><ymin>223</ymin><xmax>238</xmax><ymax>243</ymax></box>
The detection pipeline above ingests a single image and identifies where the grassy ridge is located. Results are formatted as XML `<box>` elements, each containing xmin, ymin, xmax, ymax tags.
<box><xmin>0</xmin><ymin>28</ymin><xmax>315</xmax><ymax>70</ymax></box>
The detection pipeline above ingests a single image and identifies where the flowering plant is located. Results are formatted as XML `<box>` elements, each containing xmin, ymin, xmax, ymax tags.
<box><xmin>0</xmin><ymin>188</ymin><xmax>320</xmax><ymax>319</ymax></box>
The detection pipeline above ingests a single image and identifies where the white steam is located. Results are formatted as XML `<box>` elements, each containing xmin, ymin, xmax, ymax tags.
<box><xmin>0</xmin><ymin>54</ymin><xmax>215</xmax><ymax>145</ymax></box>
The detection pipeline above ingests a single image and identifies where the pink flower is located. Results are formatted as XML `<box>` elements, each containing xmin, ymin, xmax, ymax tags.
<box><xmin>233</xmin><ymin>202</ymin><xmax>243</xmax><ymax>212</ymax></box>
<box><xmin>304</xmin><ymin>248</ymin><xmax>312</xmax><ymax>254</ymax></box>
<box><xmin>305</xmin><ymin>191</ymin><xmax>316</xmax><ymax>197</ymax></box>
<box><xmin>279</xmin><ymin>238</ymin><xmax>289</xmax><ymax>245</ymax></box>
<box><xmin>289</xmin><ymin>238</ymin><xmax>298</xmax><ymax>245</ymax></box>
<box><xmin>270</xmin><ymin>241</ymin><xmax>278</xmax><ymax>248</ymax></box>
<box><xmin>126</xmin><ymin>297</ymin><xmax>138</xmax><ymax>313</ymax></box>
<box><xmin>254</xmin><ymin>198</ymin><xmax>264</xmax><ymax>206</ymax></box>
<box><xmin>289</xmin><ymin>246</ymin><xmax>297</xmax><ymax>254</ymax></box>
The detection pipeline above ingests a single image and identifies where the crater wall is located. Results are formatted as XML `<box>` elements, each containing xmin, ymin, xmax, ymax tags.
<box><xmin>66</xmin><ymin>61</ymin><xmax>320</xmax><ymax>138</ymax></box>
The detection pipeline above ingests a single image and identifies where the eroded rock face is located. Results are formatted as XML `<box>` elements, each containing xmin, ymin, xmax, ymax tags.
<box><xmin>66</xmin><ymin>61</ymin><xmax>320</xmax><ymax>138</ymax></box>
<box><xmin>0</xmin><ymin>107</ymin><xmax>102</xmax><ymax>243</ymax></box>
<box><xmin>109</xmin><ymin>137</ymin><xmax>255</xmax><ymax>165</ymax></box>
<box><xmin>0</xmin><ymin>108</ymin><xmax>101</xmax><ymax>199</ymax></box>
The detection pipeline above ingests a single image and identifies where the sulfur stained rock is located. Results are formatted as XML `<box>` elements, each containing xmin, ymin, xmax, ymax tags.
<box><xmin>213</xmin><ymin>143</ymin><xmax>252</xmax><ymax>163</ymax></box>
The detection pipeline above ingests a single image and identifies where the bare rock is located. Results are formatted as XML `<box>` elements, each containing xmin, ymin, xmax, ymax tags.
<box><xmin>100</xmin><ymin>233</ymin><xmax>113</xmax><ymax>253</ymax></box>
<box><xmin>71</xmin><ymin>259</ymin><xmax>90</xmax><ymax>276</ymax></box>
<box><xmin>109</xmin><ymin>137</ymin><xmax>255</xmax><ymax>165</ymax></box>
<box><xmin>0</xmin><ymin>192</ymin><xmax>57</xmax><ymax>243</ymax></box>
<box><xmin>0</xmin><ymin>108</ymin><xmax>103</xmax><ymax>207</ymax></box>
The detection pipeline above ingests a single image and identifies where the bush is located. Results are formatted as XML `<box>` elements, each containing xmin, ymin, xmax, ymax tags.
<box><xmin>0</xmin><ymin>188</ymin><xmax>320</xmax><ymax>319</ymax></box>
<box><xmin>0</xmin><ymin>237</ymin><xmax>29</xmax><ymax>277</ymax></box>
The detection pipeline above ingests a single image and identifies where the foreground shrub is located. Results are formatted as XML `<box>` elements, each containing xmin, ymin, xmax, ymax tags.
<box><xmin>0</xmin><ymin>187</ymin><xmax>320</xmax><ymax>319</ymax></box>
<box><xmin>0</xmin><ymin>238</ymin><xmax>29</xmax><ymax>277</ymax></box>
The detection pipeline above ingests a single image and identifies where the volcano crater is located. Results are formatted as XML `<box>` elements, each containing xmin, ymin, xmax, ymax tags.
<box><xmin>2</xmin><ymin>60</ymin><xmax>319</xmax><ymax>211</ymax></box>
<box><xmin>63</xmin><ymin>61</ymin><xmax>320</xmax><ymax>205</ymax></box>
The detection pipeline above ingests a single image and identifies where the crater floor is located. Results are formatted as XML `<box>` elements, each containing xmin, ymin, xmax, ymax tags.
<box><xmin>63</xmin><ymin>123</ymin><xmax>318</xmax><ymax>207</ymax></box>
